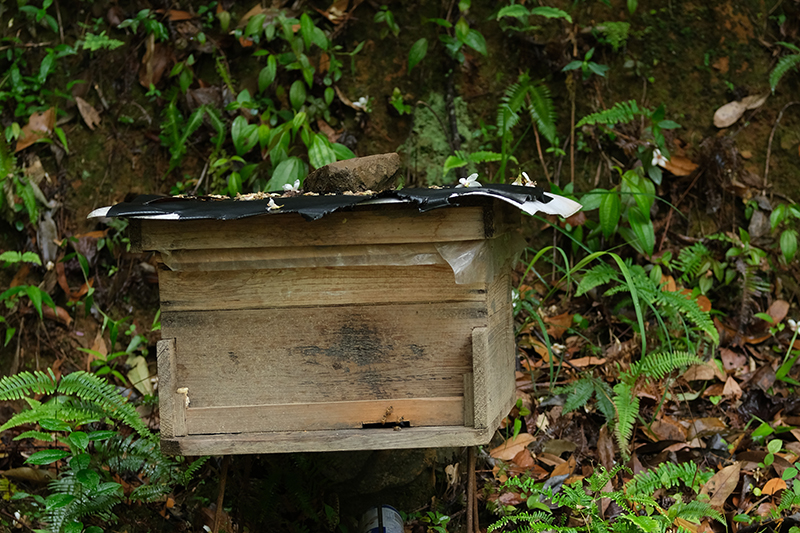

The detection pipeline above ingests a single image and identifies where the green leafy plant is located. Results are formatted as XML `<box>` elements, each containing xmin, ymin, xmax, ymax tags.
<box><xmin>491</xmin><ymin>465</ymin><xmax>721</xmax><ymax>533</ymax></box>
<box><xmin>560</xmin><ymin>351</ymin><xmax>703</xmax><ymax>457</ymax></box>
<box><xmin>0</xmin><ymin>369</ymin><xmax>206</xmax><ymax>533</ymax></box>
<box><xmin>769</xmin><ymin>42</ymin><xmax>800</xmax><ymax>92</ymax></box>
<box><xmin>374</xmin><ymin>6</ymin><xmax>400</xmax><ymax>39</ymax></box>
<box><xmin>563</xmin><ymin>48</ymin><xmax>609</xmax><ymax>81</ymax></box>
<box><xmin>769</xmin><ymin>202</ymin><xmax>800</xmax><ymax>263</ymax></box>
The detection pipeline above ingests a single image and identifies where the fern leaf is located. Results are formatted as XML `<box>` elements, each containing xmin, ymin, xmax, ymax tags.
<box><xmin>576</xmin><ymin>262</ymin><xmax>619</xmax><ymax>296</ymax></box>
<box><xmin>612</xmin><ymin>381</ymin><xmax>639</xmax><ymax>457</ymax></box>
<box><xmin>57</xmin><ymin>372</ymin><xmax>153</xmax><ymax>440</ymax></box>
<box><xmin>656</xmin><ymin>290</ymin><xmax>718</xmax><ymax>343</ymax></box>
<box><xmin>770</xmin><ymin>53</ymin><xmax>800</xmax><ymax>92</ymax></box>
<box><xmin>527</xmin><ymin>80</ymin><xmax>557</xmax><ymax>144</ymax></box>
<box><xmin>631</xmin><ymin>351</ymin><xmax>703</xmax><ymax>381</ymax></box>
<box><xmin>593</xmin><ymin>380</ymin><xmax>616</xmax><ymax>424</ymax></box>
<box><xmin>0</xmin><ymin>369</ymin><xmax>57</xmax><ymax>401</ymax></box>
<box><xmin>675</xmin><ymin>243</ymin><xmax>711</xmax><ymax>283</ymax></box>
<box><xmin>577</xmin><ymin>100</ymin><xmax>641</xmax><ymax>128</ymax></box>
<box><xmin>563</xmin><ymin>377</ymin><xmax>595</xmax><ymax>413</ymax></box>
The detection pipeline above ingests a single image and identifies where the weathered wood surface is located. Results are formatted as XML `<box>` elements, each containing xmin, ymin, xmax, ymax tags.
<box><xmin>161</xmin><ymin>425</ymin><xmax>496</xmax><ymax>455</ymax></box>
<box><xmin>156</xmin><ymin>339</ymin><xmax>185</xmax><ymax>437</ymax></box>
<box><xmin>162</xmin><ymin>302</ymin><xmax>483</xmax><ymax>407</ymax></box>
<box><xmin>184</xmin><ymin>396</ymin><xmax>464</xmax><ymax>434</ymax></box>
<box><xmin>136</xmin><ymin>205</ymin><xmax>491</xmax><ymax>252</ymax></box>
<box><xmin>158</xmin><ymin>264</ymin><xmax>486</xmax><ymax>312</ymax></box>
<box><xmin>159</xmin><ymin>243</ymin><xmax>447</xmax><ymax>272</ymax></box>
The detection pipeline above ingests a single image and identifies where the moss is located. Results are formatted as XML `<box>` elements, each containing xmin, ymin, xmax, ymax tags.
<box><xmin>397</xmin><ymin>92</ymin><xmax>480</xmax><ymax>187</ymax></box>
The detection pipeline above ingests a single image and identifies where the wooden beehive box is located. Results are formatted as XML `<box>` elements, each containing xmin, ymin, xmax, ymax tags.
<box><xmin>95</xmin><ymin>185</ymin><xmax>580</xmax><ymax>455</ymax></box>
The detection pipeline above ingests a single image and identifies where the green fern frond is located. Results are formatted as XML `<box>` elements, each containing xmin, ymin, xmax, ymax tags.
<box><xmin>563</xmin><ymin>377</ymin><xmax>595</xmax><ymax>413</ymax></box>
<box><xmin>667</xmin><ymin>500</ymin><xmax>724</xmax><ymax>524</ymax></box>
<box><xmin>770</xmin><ymin>53</ymin><xmax>800</xmax><ymax>92</ymax></box>
<box><xmin>576</xmin><ymin>262</ymin><xmax>619</xmax><ymax>296</ymax></box>
<box><xmin>576</xmin><ymin>100</ymin><xmax>641</xmax><ymax>128</ymax></box>
<box><xmin>630</xmin><ymin>351</ymin><xmax>703</xmax><ymax>381</ymax></box>
<box><xmin>0</xmin><ymin>402</ymin><xmax>61</xmax><ymax>433</ymax></box>
<box><xmin>57</xmin><ymin>372</ymin><xmax>153</xmax><ymax>440</ymax></box>
<box><xmin>594</xmin><ymin>380</ymin><xmax>616</xmax><ymax>423</ymax></box>
<box><xmin>0</xmin><ymin>369</ymin><xmax>57</xmax><ymax>401</ymax></box>
<box><xmin>612</xmin><ymin>381</ymin><xmax>639</xmax><ymax>458</ymax></box>
<box><xmin>656</xmin><ymin>290</ymin><xmax>718</xmax><ymax>343</ymax></box>
<box><xmin>627</xmin><ymin>462</ymin><xmax>704</xmax><ymax>496</ymax></box>
<box><xmin>527</xmin><ymin>80</ymin><xmax>557</xmax><ymax>144</ymax></box>
<box><xmin>674</xmin><ymin>243</ymin><xmax>711</xmax><ymax>283</ymax></box>
<box><xmin>130</xmin><ymin>483</ymin><xmax>170</xmax><ymax>502</ymax></box>
<box><xmin>488</xmin><ymin>512</ymin><xmax>564</xmax><ymax>533</ymax></box>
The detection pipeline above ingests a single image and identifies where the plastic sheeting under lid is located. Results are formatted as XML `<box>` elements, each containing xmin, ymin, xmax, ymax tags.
<box><xmin>87</xmin><ymin>184</ymin><xmax>582</xmax><ymax>221</ymax></box>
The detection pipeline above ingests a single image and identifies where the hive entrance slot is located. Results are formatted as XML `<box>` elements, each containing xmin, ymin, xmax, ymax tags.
<box><xmin>361</xmin><ymin>421</ymin><xmax>411</xmax><ymax>429</ymax></box>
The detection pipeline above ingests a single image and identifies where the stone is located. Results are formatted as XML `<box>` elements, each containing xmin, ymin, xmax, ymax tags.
<box><xmin>304</xmin><ymin>153</ymin><xmax>401</xmax><ymax>193</ymax></box>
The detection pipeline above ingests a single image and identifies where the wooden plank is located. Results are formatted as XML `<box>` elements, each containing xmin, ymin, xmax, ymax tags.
<box><xmin>184</xmin><ymin>397</ymin><xmax>464</xmax><ymax>434</ymax></box>
<box><xmin>463</xmin><ymin>373</ymin><xmax>474</xmax><ymax>428</ymax></box>
<box><xmin>139</xmin><ymin>205</ymin><xmax>491</xmax><ymax>252</ymax></box>
<box><xmin>163</xmin><ymin>302</ymin><xmax>485</xmax><ymax>407</ymax></box>
<box><xmin>471</xmin><ymin>327</ymin><xmax>490</xmax><ymax>429</ymax></box>
<box><xmin>158</xmin><ymin>264</ymin><xmax>486</xmax><ymax>312</ymax></box>
<box><xmin>161</xmin><ymin>425</ymin><xmax>496</xmax><ymax>455</ymax></box>
<box><xmin>160</xmin><ymin>243</ymin><xmax>447</xmax><ymax>272</ymax></box>
<box><xmin>156</xmin><ymin>339</ymin><xmax>186</xmax><ymax>437</ymax></box>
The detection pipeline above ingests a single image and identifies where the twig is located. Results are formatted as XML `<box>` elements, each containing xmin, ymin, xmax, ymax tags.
<box><xmin>764</xmin><ymin>101</ymin><xmax>799</xmax><ymax>187</ymax></box>
<box><xmin>54</xmin><ymin>0</ymin><xmax>64</xmax><ymax>43</ymax></box>
<box><xmin>213</xmin><ymin>456</ymin><xmax>231</xmax><ymax>533</ymax></box>
<box><xmin>527</xmin><ymin>95</ymin><xmax>551</xmax><ymax>181</ymax></box>
<box><xmin>11</xmin><ymin>317</ymin><xmax>24</xmax><ymax>375</ymax></box>
<box><xmin>192</xmin><ymin>158</ymin><xmax>211</xmax><ymax>195</ymax></box>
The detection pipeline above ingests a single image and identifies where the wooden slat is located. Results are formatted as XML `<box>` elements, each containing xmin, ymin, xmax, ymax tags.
<box><xmin>163</xmin><ymin>302</ymin><xmax>485</xmax><ymax>407</ymax></box>
<box><xmin>470</xmin><ymin>327</ymin><xmax>490</xmax><ymax>429</ymax></box>
<box><xmin>158</xmin><ymin>264</ymin><xmax>486</xmax><ymax>312</ymax></box>
<box><xmin>156</xmin><ymin>339</ymin><xmax>186</xmax><ymax>437</ymax></box>
<box><xmin>159</xmin><ymin>243</ymin><xmax>447</xmax><ymax>272</ymax></box>
<box><xmin>139</xmin><ymin>205</ymin><xmax>490</xmax><ymax>252</ymax></box>
<box><xmin>184</xmin><ymin>397</ymin><xmax>464</xmax><ymax>434</ymax></box>
<box><xmin>161</xmin><ymin>425</ymin><xmax>496</xmax><ymax>455</ymax></box>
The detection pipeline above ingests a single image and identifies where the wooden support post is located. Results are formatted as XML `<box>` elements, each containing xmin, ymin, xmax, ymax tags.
<box><xmin>467</xmin><ymin>446</ymin><xmax>476</xmax><ymax>533</ymax></box>
<box><xmin>213</xmin><ymin>455</ymin><xmax>230</xmax><ymax>533</ymax></box>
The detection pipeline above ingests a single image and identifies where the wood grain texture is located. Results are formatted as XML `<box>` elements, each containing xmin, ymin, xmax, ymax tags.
<box><xmin>163</xmin><ymin>302</ymin><xmax>485</xmax><ymax>407</ymax></box>
<box><xmin>156</xmin><ymin>339</ymin><xmax>186</xmax><ymax>437</ymax></box>
<box><xmin>158</xmin><ymin>264</ymin><xmax>486</xmax><ymax>312</ymax></box>
<box><xmin>160</xmin><ymin>243</ymin><xmax>447</xmax><ymax>272</ymax></box>
<box><xmin>140</xmin><ymin>205</ymin><xmax>490</xmax><ymax>252</ymax></box>
<box><xmin>184</xmin><ymin>397</ymin><xmax>464</xmax><ymax>434</ymax></box>
<box><xmin>161</xmin><ymin>425</ymin><xmax>496</xmax><ymax>455</ymax></box>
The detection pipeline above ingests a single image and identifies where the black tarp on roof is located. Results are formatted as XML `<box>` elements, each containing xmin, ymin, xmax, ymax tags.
<box><xmin>91</xmin><ymin>184</ymin><xmax>581</xmax><ymax>222</ymax></box>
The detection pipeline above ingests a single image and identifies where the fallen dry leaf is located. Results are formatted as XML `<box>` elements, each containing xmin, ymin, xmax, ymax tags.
<box><xmin>684</xmin><ymin>362</ymin><xmax>725</xmax><ymax>382</ymax></box>
<box><xmin>544</xmin><ymin>311</ymin><xmax>573</xmax><ymax>340</ymax></box>
<box><xmin>317</xmin><ymin>119</ymin><xmax>339</xmax><ymax>143</ymax></box>
<box><xmin>663</xmin><ymin>155</ymin><xmax>699</xmax><ymax>176</ymax></box>
<box><xmin>687</xmin><ymin>417</ymin><xmax>727</xmax><ymax>440</ymax></box>
<box><xmin>489</xmin><ymin>433</ymin><xmax>535</xmax><ymax>461</ymax></box>
<box><xmin>511</xmin><ymin>448</ymin><xmax>535</xmax><ymax>468</ymax></box>
<box><xmin>15</xmin><ymin>108</ymin><xmax>56</xmax><ymax>152</ymax></box>
<box><xmin>75</xmin><ymin>96</ymin><xmax>101</xmax><ymax>130</ymax></box>
<box><xmin>317</xmin><ymin>0</ymin><xmax>350</xmax><ymax>24</ymax></box>
<box><xmin>568</xmin><ymin>356</ymin><xmax>606</xmax><ymax>367</ymax></box>
<box><xmin>660</xmin><ymin>275</ymin><xmax>677</xmax><ymax>292</ymax></box>
<box><xmin>700</xmin><ymin>462</ymin><xmax>741</xmax><ymax>508</ymax></box>
<box><xmin>767</xmin><ymin>299</ymin><xmax>790</xmax><ymax>324</ymax></box>
<box><xmin>648</xmin><ymin>417</ymin><xmax>687</xmax><ymax>442</ymax></box>
<box><xmin>597</xmin><ymin>425</ymin><xmax>615</xmax><ymax>471</ymax></box>
<box><xmin>551</xmin><ymin>455</ymin><xmax>576</xmax><ymax>477</ymax></box>
<box><xmin>139</xmin><ymin>34</ymin><xmax>172</xmax><ymax>88</ymax></box>
<box><xmin>713</xmin><ymin>93</ymin><xmax>769</xmax><ymax>128</ymax></box>
<box><xmin>720</xmin><ymin>348</ymin><xmax>747</xmax><ymax>372</ymax></box>
<box><xmin>722</xmin><ymin>376</ymin><xmax>743</xmax><ymax>398</ymax></box>
<box><xmin>762</xmin><ymin>477</ymin><xmax>787</xmax><ymax>495</ymax></box>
